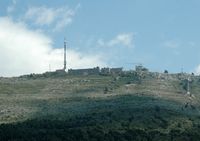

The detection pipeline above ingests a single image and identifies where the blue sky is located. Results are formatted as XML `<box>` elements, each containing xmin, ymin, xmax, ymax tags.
<box><xmin>0</xmin><ymin>0</ymin><xmax>200</xmax><ymax>76</ymax></box>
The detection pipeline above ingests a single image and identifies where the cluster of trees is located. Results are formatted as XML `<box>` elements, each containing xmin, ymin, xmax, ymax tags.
<box><xmin>1</xmin><ymin>100</ymin><xmax>200</xmax><ymax>141</ymax></box>
<box><xmin>0</xmin><ymin>118</ymin><xmax>200</xmax><ymax>141</ymax></box>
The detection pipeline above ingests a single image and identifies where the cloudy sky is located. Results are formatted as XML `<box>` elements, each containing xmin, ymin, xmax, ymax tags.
<box><xmin>0</xmin><ymin>0</ymin><xmax>200</xmax><ymax>76</ymax></box>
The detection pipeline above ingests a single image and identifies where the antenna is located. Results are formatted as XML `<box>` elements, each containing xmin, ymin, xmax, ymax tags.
<box><xmin>64</xmin><ymin>38</ymin><xmax>67</xmax><ymax>71</ymax></box>
<box><xmin>187</xmin><ymin>77</ymin><xmax>191</xmax><ymax>96</ymax></box>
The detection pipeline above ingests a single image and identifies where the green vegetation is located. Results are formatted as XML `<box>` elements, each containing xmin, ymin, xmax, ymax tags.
<box><xmin>0</xmin><ymin>72</ymin><xmax>200</xmax><ymax>140</ymax></box>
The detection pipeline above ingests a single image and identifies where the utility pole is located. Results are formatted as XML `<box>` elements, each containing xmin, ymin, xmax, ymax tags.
<box><xmin>49</xmin><ymin>64</ymin><xmax>51</xmax><ymax>72</ymax></box>
<box><xmin>181</xmin><ymin>67</ymin><xmax>183</xmax><ymax>74</ymax></box>
<box><xmin>64</xmin><ymin>38</ymin><xmax>67</xmax><ymax>71</ymax></box>
<box><xmin>187</xmin><ymin>77</ymin><xmax>191</xmax><ymax>96</ymax></box>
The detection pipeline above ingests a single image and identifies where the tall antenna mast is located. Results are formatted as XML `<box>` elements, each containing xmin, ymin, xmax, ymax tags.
<box><xmin>64</xmin><ymin>38</ymin><xmax>67</xmax><ymax>71</ymax></box>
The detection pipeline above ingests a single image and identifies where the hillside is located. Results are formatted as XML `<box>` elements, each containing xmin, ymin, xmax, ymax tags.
<box><xmin>0</xmin><ymin>72</ymin><xmax>200</xmax><ymax>140</ymax></box>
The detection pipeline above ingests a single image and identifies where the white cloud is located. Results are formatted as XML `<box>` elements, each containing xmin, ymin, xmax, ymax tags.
<box><xmin>25</xmin><ymin>7</ymin><xmax>56</xmax><ymax>25</ymax></box>
<box><xmin>7</xmin><ymin>0</ymin><xmax>17</xmax><ymax>13</ymax></box>
<box><xmin>67</xmin><ymin>50</ymin><xmax>105</xmax><ymax>69</ymax></box>
<box><xmin>162</xmin><ymin>40</ymin><xmax>182</xmax><ymax>56</ymax></box>
<box><xmin>108</xmin><ymin>33</ymin><xmax>134</xmax><ymax>47</ymax></box>
<box><xmin>97</xmin><ymin>39</ymin><xmax>105</xmax><ymax>46</ymax></box>
<box><xmin>24</xmin><ymin>5</ymin><xmax>80</xmax><ymax>31</ymax></box>
<box><xmin>163</xmin><ymin>40</ymin><xmax>180</xmax><ymax>49</ymax></box>
<box><xmin>98</xmin><ymin>33</ymin><xmax>134</xmax><ymax>48</ymax></box>
<box><xmin>0</xmin><ymin>17</ymin><xmax>106</xmax><ymax>77</ymax></box>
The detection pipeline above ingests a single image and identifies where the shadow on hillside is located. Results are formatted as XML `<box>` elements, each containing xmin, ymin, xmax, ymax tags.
<box><xmin>1</xmin><ymin>95</ymin><xmax>200</xmax><ymax>141</ymax></box>
<box><xmin>1</xmin><ymin>116</ymin><xmax>200</xmax><ymax>141</ymax></box>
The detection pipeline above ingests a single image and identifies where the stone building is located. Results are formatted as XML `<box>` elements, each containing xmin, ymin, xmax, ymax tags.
<box><xmin>101</xmin><ymin>67</ymin><xmax>110</xmax><ymax>75</ymax></box>
<box><xmin>110</xmin><ymin>68</ymin><xmax>123</xmax><ymax>74</ymax></box>
<box><xmin>55</xmin><ymin>69</ymin><xmax>66</xmax><ymax>75</ymax></box>
<box><xmin>68</xmin><ymin>67</ymin><xmax>100</xmax><ymax>75</ymax></box>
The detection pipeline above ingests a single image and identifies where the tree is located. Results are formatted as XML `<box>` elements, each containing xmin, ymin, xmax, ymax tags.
<box><xmin>164</xmin><ymin>70</ymin><xmax>168</xmax><ymax>74</ymax></box>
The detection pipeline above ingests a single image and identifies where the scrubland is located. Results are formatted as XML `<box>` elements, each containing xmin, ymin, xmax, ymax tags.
<box><xmin>0</xmin><ymin>72</ymin><xmax>200</xmax><ymax>140</ymax></box>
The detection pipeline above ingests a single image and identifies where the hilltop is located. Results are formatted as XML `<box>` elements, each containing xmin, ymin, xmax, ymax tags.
<box><xmin>0</xmin><ymin>71</ymin><xmax>200</xmax><ymax>140</ymax></box>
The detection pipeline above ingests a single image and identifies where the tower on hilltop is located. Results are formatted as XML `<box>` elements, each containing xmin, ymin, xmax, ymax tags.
<box><xmin>64</xmin><ymin>38</ymin><xmax>67</xmax><ymax>71</ymax></box>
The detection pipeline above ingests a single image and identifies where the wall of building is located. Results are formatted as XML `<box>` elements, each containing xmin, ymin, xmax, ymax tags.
<box><xmin>110</xmin><ymin>68</ymin><xmax>123</xmax><ymax>74</ymax></box>
<box><xmin>68</xmin><ymin>67</ymin><xmax>124</xmax><ymax>75</ymax></box>
<box><xmin>101</xmin><ymin>68</ymin><xmax>110</xmax><ymax>75</ymax></box>
<box><xmin>68</xmin><ymin>67</ymin><xmax>100</xmax><ymax>75</ymax></box>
